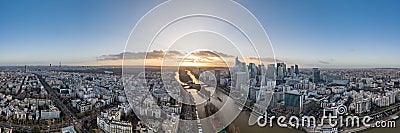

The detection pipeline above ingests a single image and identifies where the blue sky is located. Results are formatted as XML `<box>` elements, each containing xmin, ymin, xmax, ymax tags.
<box><xmin>1</xmin><ymin>0</ymin><xmax>399</xmax><ymax>68</ymax></box>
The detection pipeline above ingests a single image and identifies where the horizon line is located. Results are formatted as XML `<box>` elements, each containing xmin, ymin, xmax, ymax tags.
<box><xmin>1</xmin><ymin>65</ymin><xmax>400</xmax><ymax>70</ymax></box>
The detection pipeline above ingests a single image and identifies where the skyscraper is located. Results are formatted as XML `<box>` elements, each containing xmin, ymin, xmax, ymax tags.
<box><xmin>59</xmin><ymin>61</ymin><xmax>62</xmax><ymax>71</ymax></box>
<box><xmin>312</xmin><ymin>68</ymin><xmax>321</xmax><ymax>83</ymax></box>
<box><xmin>277</xmin><ymin>66</ymin><xmax>284</xmax><ymax>80</ymax></box>
<box><xmin>249</xmin><ymin>87</ymin><xmax>258</xmax><ymax>101</ymax></box>
<box><xmin>294</xmin><ymin>64</ymin><xmax>299</xmax><ymax>75</ymax></box>
<box><xmin>235</xmin><ymin>56</ymin><xmax>241</xmax><ymax>66</ymax></box>
<box><xmin>258</xmin><ymin>64</ymin><xmax>267</xmax><ymax>76</ymax></box>
<box><xmin>277</xmin><ymin>63</ymin><xmax>286</xmax><ymax>77</ymax></box>
<box><xmin>258</xmin><ymin>64</ymin><xmax>267</xmax><ymax>85</ymax></box>
<box><xmin>290</xmin><ymin>66</ymin><xmax>295</xmax><ymax>76</ymax></box>
<box><xmin>248</xmin><ymin>63</ymin><xmax>257</xmax><ymax>78</ymax></box>
<box><xmin>234</xmin><ymin>57</ymin><xmax>247</xmax><ymax>73</ymax></box>
<box><xmin>215</xmin><ymin>70</ymin><xmax>220</xmax><ymax>86</ymax></box>
<box><xmin>266</xmin><ymin>64</ymin><xmax>276</xmax><ymax>80</ymax></box>
<box><xmin>235</xmin><ymin>72</ymin><xmax>249</xmax><ymax>91</ymax></box>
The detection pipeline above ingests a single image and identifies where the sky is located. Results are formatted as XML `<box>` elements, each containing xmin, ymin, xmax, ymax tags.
<box><xmin>1</xmin><ymin>0</ymin><xmax>399</xmax><ymax>68</ymax></box>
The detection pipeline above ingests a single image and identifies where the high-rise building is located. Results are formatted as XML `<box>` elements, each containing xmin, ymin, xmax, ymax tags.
<box><xmin>258</xmin><ymin>64</ymin><xmax>267</xmax><ymax>85</ymax></box>
<box><xmin>355</xmin><ymin>99</ymin><xmax>371</xmax><ymax>114</ymax></box>
<box><xmin>277</xmin><ymin>63</ymin><xmax>286</xmax><ymax>77</ymax></box>
<box><xmin>294</xmin><ymin>64</ymin><xmax>299</xmax><ymax>75</ymax></box>
<box><xmin>312</xmin><ymin>68</ymin><xmax>321</xmax><ymax>83</ymax></box>
<box><xmin>248</xmin><ymin>63</ymin><xmax>257</xmax><ymax>78</ymax></box>
<box><xmin>215</xmin><ymin>70</ymin><xmax>220</xmax><ymax>86</ymax></box>
<box><xmin>235</xmin><ymin>72</ymin><xmax>249</xmax><ymax>91</ymax></box>
<box><xmin>257</xmin><ymin>64</ymin><xmax>267</xmax><ymax>78</ymax></box>
<box><xmin>235</xmin><ymin>56</ymin><xmax>241</xmax><ymax>66</ymax></box>
<box><xmin>59</xmin><ymin>61</ymin><xmax>62</xmax><ymax>71</ymax></box>
<box><xmin>284</xmin><ymin>90</ymin><xmax>303</xmax><ymax>112</ymax></box>
<box><xmin>24</xmin><ymin>65</ymin><xmax>28</xmax><ymax>73</ymax></box>
<box><xmin>266</xmin><ymin>64</ymin><xmax>276</xmax><ymax>80</ymax></box>
<box><xmin>249</xmin><ymin>87</ymin><xmax>259</xmax><ymax>101</ymax></box>
<box><xmin>290</xmin><ymin>66</ymin><xmax>295</xmax><ymax>76</ymax></box>
<box><xmin>233</xmin><ymin>57</ymin><xmax>247</xmax><ymax>87</ymax></box>
<box><xmin>234</xmin><ymin>57</ymin><xmax>247</xmax><ymax>73</ymax></box>
<box><xmin>258</xmin><ymin>64</ymin><xmax>266</xmax><ymax>76</ymax></box>
<box><xmin>277</xmin><ymin>66</ymin><xmax>284</xmax><ymax>80</ymax></box>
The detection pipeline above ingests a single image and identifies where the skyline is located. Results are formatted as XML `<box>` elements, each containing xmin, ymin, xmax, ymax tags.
<box><xmin>1</xmin><ymin>0</ymin><xmax>400</xmax><ymax>68</ymax></box>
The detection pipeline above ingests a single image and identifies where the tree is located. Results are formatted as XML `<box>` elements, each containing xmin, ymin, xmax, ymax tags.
<box><xmin>33</xmin><ymin>126</ymin><xmax>40</xmax><ymax>133</ymax></box>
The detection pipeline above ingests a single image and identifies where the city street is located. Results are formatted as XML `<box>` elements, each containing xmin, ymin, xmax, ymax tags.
<box><xmin>35</xmin><ymin>73</ymin><xmax>86</xmax><ymax>133</ymax></box>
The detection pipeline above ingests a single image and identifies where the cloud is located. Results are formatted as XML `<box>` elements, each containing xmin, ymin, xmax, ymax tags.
<box><xmin>180</xmin><ymin>51</ymin><xmax>235</xmax><ymax>63</ymax></box>
<box><xmin>318</xmin><ymin>60</ymin><xmax>330</xmax><ymax>64</ymax></box>
<box><xmin>247</xmin><ymin>57</ymin><xmax>283</xmax><ymax>63</ymax></box>
<box><xmin>97</xmin><ymin>50</ymin><xmax>185</xmax><ymax>61</ymax></box>
<box><xmin>97</xmin><ymin>50</ymin><xmax>279</xmax><ymax>66</ymax></box>
<box><xmin>191</xmin><ymin>51</ymin><xmax>234</xmax><ymax>58</ymax></box>
<box><xmin>98</xmin><ymin>50</ymin><xmax>234</xmax><ymax>61</ymax></box>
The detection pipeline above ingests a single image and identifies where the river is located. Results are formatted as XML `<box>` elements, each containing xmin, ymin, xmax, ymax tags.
<box><xmin>178</xmin><ymin>70</ymin><xmax>400</xmax><ymax>132</ymax></box>
<box><xmin>178</xmin><ymin>70</ymin><xmax>302</xmax><ymax>133</ymax></box>
<box><xmin>208</xmin><ymin>89</ymin><xmax>303</xmax><ymax>133</ymax></box>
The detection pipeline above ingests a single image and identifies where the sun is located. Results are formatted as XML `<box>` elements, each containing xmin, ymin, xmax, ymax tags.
<box><xmin>180</xmin><ymin>61</ymin><xmax>205</xmax><ymax>67</ymax></box>
<box><xmin>179</xmin><ymin>55</ymin><xmax>204</xmax><ymax>67</ymax></box>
